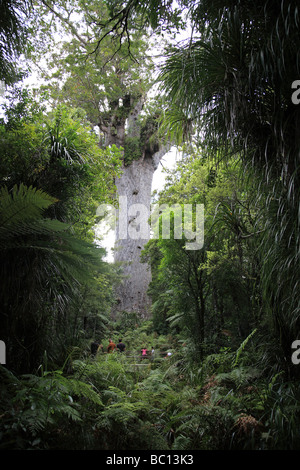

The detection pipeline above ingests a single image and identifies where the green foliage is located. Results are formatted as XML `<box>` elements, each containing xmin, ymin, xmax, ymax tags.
<box><xmin>0</xmin><ymin>183</ymin><xmax>110</xmax><ymax>373</ymax></box>
<box><xmin>123</xmin><ymin>136</ymin><xmax>142</xmax><ymax>166</ymax></box>
<box><xmin>0</xmin><ymin>183</ymin><xmax>59</xmax><ymax>245</ymax></box>
<box><xmin>72</xmin><ymin>355</ymin><xmax>134</xmax><ymax>392</ymax></box>
<box><xmin>144</xmin><ymin>154</ymin><xmax>260</xmax><ymax>358</ymax></box>
<box><xmin>2</xmin><ymin>320</ymin><xmax>300</xmax><ymax>450</ymax></box>
<box><xmin>1</xmin><ymin>0</ymin><xmax>300</xmax><ymax>452</ymax></box>
<box><xmin>156</xmin><ymin>0</ymin><xmax>300</xmax><ymax>365</ymax></box>
<box><xmin>0</xmin><ymin>95</ymin><xmax>122</xmax><ymax>235</ymax></box>
<box><xmin>233</xmin><ymin>329</ymin><xmax>257</xmax><ymax>368</ymax></box>
<box><xmin>0</xmin><ymin>1</ymin><xmax>31</xmax><ymax>84</ymax></box>
<box><xmin>259</xmin><ymin>378</ymin><xmax>300</xmax><ymax>450</ymax></box>
<box><xmin>30</xmin><ymin>0</ymin><xmax>154</xmax><ymax>128</ymax></box>
<box><xmin>0</xmin><ymin>364</ymin><xmax>103</xmax><ymax>450</ymax></box>
<box><xmin>0</xmin><ymin>93</ymin><xmax>122</xmax><ymax>374</ymax></box>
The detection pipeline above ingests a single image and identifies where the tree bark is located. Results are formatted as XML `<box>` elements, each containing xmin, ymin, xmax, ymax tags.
<box><xmin>100</xmin><ymin>94</ymin><xmax>169</xmax><ymax>318</ymax></box>
<box><xmin>114</xmin><ymin>156</ymin><xmax>156</xmax><ymax>318</ymax></box>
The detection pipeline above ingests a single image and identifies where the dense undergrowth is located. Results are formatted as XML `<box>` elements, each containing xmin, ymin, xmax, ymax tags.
<box><xmin>1</xmin><ymin>320</ymin><xmax>300</xmax><ymax>450</ymax></box>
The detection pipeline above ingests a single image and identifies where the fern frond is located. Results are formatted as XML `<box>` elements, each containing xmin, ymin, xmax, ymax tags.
<box><xmin>232</xmin><ymin>329</ymin><xmax>257</xmax><ymax>368</ymax></box>
<box><xmin>0</xmin><ymin>183</ymin><xmax>57</xmax><ymax>228</ymax></box>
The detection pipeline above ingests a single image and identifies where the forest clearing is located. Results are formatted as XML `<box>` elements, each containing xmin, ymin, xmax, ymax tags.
<box><xmin>0</xmin><ymin>0</ymin><xmax>299</xmax><ymax>454</ymax></box>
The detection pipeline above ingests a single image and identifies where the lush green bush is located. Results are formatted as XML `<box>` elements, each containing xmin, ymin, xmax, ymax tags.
<box><xmin>2</xmin><ymin>323</ymin><xmax>300</xmax><ymax>450</ymax></box>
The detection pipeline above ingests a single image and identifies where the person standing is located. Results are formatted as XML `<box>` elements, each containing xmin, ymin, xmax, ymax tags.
<box><xmin>141</xmin><ymin>347</ymin><xmax>148</xmax><ymax>359</ymax></box>
<box><xmin>151</xmin><ymin>346</ymin><xmax>155</xmax><ymax>360</ymax></box>
<box><xmin>117</xmin><ymin>339</ymin><xmax>126</xmax><ymax>353</ymax></box>
<box><xmin>91</xmin><ymin>341</ymin><xmax>99</xmax><ymax>357</ymax></box>
<box><xmin>107</xmin><ymin>338</ymin><xmax>116</xmax><ymax>353</ymax></box>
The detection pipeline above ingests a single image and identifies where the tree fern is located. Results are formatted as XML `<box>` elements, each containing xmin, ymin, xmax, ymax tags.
<box><xmin>0</xmin><ymin>183</ymin><xmax>102</xmax><ymax>287</ymax></box>
<box><xmin>0</xmin><ymin>183</ymin><xmax>59</xmax><ymax>243</ymax></box>
<box><xmin>0</xmin><ymin>184</ymin><xmax>106</xmax><ymax>373</ymax></box>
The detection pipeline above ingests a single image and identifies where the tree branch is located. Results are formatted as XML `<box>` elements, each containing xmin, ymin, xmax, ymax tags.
<box><xmin>40</xmin><ymin>0</ymin><xmax>88</xmax><ymax>48</ymax></box>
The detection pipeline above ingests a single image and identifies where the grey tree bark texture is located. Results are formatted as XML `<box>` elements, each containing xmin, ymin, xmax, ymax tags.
<box><xmin>114</xmin><ymin>152</ymin><xmax>160</xmax><ymax>318</ymax></box>
<box><xmin>99</xmin><ymin>94</ymin><xmax>169</xmax><ymax>319</ymax></box>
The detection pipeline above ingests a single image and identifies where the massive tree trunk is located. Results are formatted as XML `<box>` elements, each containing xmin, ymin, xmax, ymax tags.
<box><xmin>99</xmin><ymin>94</ymin><xmax>169</xmax><ymax>319</ymax></box>
<box><xmin>114</xmin><ymin>154</ymin><xmax>157</xmax><ymax>318</ymax></box>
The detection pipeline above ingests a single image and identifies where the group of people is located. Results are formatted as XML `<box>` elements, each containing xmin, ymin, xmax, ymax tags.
<box><xmin>90</xmin><ymin>338</ymin><xmax>126</xmax><ymax>356</ymax></box>
<box><xmin>108</xmin><ymin>338</ymin><xmax>126</xmax><ymax>353</ymax></box>
<box><xmin>91</xmin><ymin>340</ymin><xmax>171</xmax><ymax>359</ymax></box>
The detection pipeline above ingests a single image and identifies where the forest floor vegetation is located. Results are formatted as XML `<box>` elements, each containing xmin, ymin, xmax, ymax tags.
<box><xmin>1</xmin><ymin>320</ymin><xmax>300</xmax><ymax>451</ymax></box>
